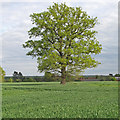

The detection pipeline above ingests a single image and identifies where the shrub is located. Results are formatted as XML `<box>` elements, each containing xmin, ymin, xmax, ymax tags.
<box><xmin>22</xmin><ymin>77</ymin><xmax>36</xmax><ymax>82</ymax></box>
<box><xmin>98</xmin><ymin>76</ymin><xmax>117</xmax><ymax>81</ymax></box>
<box><xmin>16</xmin><ymin>79</ymin><xmax>22</xmax><ymax>82</ymax></box>
<box><xmin>0</xmin><ymin>66</ymin><xmax>5</xmax><ymax>82</ymax></box>
<box><xmin>98</xmin><ymin>76</ymin><xmax>110</xmax><ymax>81</ymax></box>
<box><xmin>28</xmin><ymin>78</ymin><xmax>36</xmax><ymax>82</ymax></box>
<box><xmin>4</xmin><ymin>78</ymin><xmax>14</xmax><ymax>82</ymax></box>
<box><xmin>110</xmin><ymin>77</ymin><xmax>117</xmax><ymax>81</ymax></box>
<box><xmin>9</xmin><ymin>78</ymin><xmax>13</xmax><ymax>82</ymax></box>
<box><xmin>96</xmin><ymin>75</ymin><xmax>98</xmax><ymax>79</ymax></box>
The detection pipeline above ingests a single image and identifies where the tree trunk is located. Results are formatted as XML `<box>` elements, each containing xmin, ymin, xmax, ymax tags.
<box><xmin>60</xmin><ymin>66</ymin><xmax>66</xmax><ymax>85</ymax></box>
<box><xmin>60</xmin><ymin>79</ymin><xmax>66</xmax><ymax>84</ymax></box>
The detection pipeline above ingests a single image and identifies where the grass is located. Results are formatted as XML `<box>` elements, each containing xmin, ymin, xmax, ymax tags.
<box><xmin>2</xmin><ymin>81</ymin><xmax>118</xmax><ymax>118</ymax></box>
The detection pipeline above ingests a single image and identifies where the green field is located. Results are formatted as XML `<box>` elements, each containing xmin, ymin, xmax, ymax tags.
<box><xmin>2</xmin><ymin>81</ymin><xmax>118</xmax><ymax>118</ymax></box>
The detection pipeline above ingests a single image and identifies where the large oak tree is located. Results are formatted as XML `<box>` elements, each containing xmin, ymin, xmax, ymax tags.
<box><xmin>23</xmin><ymin>3</ymin><xmax>102</xmax><ymax>84</ymax></box>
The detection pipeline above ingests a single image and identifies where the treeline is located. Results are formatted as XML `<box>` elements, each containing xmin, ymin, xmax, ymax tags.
<box><xmin>4</xmin><ymin>76</ymin><xmax>44</xmax><ymax>82</ymax></box>
<box><xmin>4</xmin><ymin>71</ymin><xmax>118</xmax><ymax>82</ymax></box>
<box><xmin>4</xmin><ymin>71</ymin><xmax>78</xmax><ymax>82</ymax></box>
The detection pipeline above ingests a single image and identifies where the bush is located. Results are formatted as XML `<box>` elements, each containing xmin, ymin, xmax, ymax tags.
<box><xmin>110</xmin><ymin>77</ymin><xmax>116</xmax><ymax>81</ymax></box>
<box><xmin>22</xmin><ymin>77</ymin><xmax>36</xmax><ymax>82</ymax></box>
<box><xmin>114</xmin><ymin>74</ymin><xmax>120</xmax><ymax>77</ymax></box>
<box><xmin>29</xmin><ymin>78</ymin><xmax>36</xmax><ymax>82</ymax></box>
<box><xmin>98</xmin><ymin>76</ymin><xmax>110</xmax><ymax>81</ymax></box>
<box><xmin>9</xmin><ymin>78</ymin><xmax>13</xmax><ymax>82</ymax></box>
<box><xmin>98</xmin><ymin>76</ymin><xmax>117</xmax><ymax>81</ymax></box>
<box><xmin>0</xmin><ymin>66</ymin><xmax>5</xmax><ymax>82</ymax></box>
<box><xmin>96</xmin><ymin>75</ymin><xmax>98</xmax><ymax>79</ymax></box>
<box><xmin>4</xmin><ymin>78</ymin><xmax>14</xmax><ymax>82</ymax></box>
<box><xmin>4</xmin><ymin>79</ymin><xmax>9</xmax><ymax>82</ymax></box>
<box><xmin>16</xmin><ymin>79</ymin><xmax>22</xmax><ymax>82</ymax></box>
<box><xmin>34</xmin><ymin>77</ymin><xmax>43</xmax><ymax>82</ymax></box>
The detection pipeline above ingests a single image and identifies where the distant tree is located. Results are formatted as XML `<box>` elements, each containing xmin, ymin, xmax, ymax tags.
<box><xmin>109</xmin><ymin>74</ymin><xmax>113</xmax><ymax>77</ymax></box>
<box><xmin>96</xmin><ymin>75</ymin><xmax>98</xmax><ymax>79</ymax></box>
<box><xmin>13</xmin><ymin>71</ymin><xmax>18</xmax><ymax>82</ymax></box>
<box><xmin>19</xmin><ymin>72</ymin><xmax>23</xmax><ymax>76</ymax></box>
<box><xmin>114</xmin><ymin>74</ymin><xmax>120</xmax><ymax>77</ymax></box>
<box><xmin>0</xmin><ymin>66</ymin><xmax>5</xmax><ymax>82</ymax></box>
<box><xmin>13</xmin><ymin>71</ymin><xmax>24</xmax><ymax>82</ymax></box>
<box><xmin>18</xmin><ymin>72</ymin><xmax>24</xmax><ymax>81</ymax></box>
<box><xmin>23</xmin><ymin>3</ymin><xmax>102</xmax><ymax>84</ymax></box>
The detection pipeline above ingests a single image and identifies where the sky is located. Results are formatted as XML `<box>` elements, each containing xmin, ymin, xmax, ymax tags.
<box><xmin>0</xmin><ymin>0</ymin><xmax>119</xmax><ymax>76</ymax></box>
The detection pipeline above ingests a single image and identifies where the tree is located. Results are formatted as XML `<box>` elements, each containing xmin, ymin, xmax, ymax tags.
<box><xmin>18</xmin><ymin>72</ymin><xmax>24</xmax><ymax>81</ymax></box>
<box><xmin>13</xmin><ymin>71</ymin><xmax>23</xmax><ymax>82</ymax></box>
<box><xmin>109</xmin><ymin>74</ymin><xmax>113</xmax><ymax>77</ymax></box>
<box><xmin>0</xmin><ymin>66</ymin><xmax>5</xmax><ymax>82</ymax></box>
<box><xmin>114</xmin><ymin>74</ymin><xmax>120</xmax><ymax>77</ymax></box>
<box><xmin>23</xmin><ymin>3</ymin><xmax>102</xmax><ymax>84</ymax></box>
<box><xmin>13</xmin><ymin>71</ymin><xmax>18</xmax><ymax>82</ymax></box>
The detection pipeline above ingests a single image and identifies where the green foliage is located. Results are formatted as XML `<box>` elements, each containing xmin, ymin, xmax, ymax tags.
<box><xmin>10</xmin><ymin>78</ymin><xmax>13</xmax><ymax>82</ymax></box>
<box><xmin>2</xmin><ymin>82</ymin><xmax>118</xmax><ymax>118</ymax></box>
<box><xmin>96</xmin><ymin>75</ymin><xmax>98</xmax><ymax>79</ymax></box>
<box><xmin>3</xmin><ymin>79</ymin><xmax>12</xmax><ymax>82</ymax></box>
<box><xmin>98</xmin><ymin>76</ymin><xmax>116</xmax><ymax>81</ymax></box>
<box><xmin>23</xmin><ymin>3</ymin><xmax>102</xmax><ymax>80</ymax></box>
<box><xmin>44</xmin><ymin>72</ymin><xmax>61</xmax><ymax>82</ymax></box>
<box><xmin>4</xmin><ymin>76</ymin><xmax>44</xmax><ymax>82</ymax></box>
<box><xmin>65</xmin><ymin>75</ymin><xmax>74</xmax><ymax>82</ymax></box>
<box><xmin>44</xmin><ymin>72</ymin><xmax>75</xmax><ymax>82</ymax></box>
<box><xmin>16</xmin><ymin>79</ymin><xmax>22</xmax><ymax>82</ymax></box>
<box><xmin>33</xmin><ymin>76</ymin><xmax>41</xmax><ymax>82</ymax></box>
<box><xmin>98</xmin><ymin>76</ymin><xmax>108</xmax><ymax>81</ymax></box>
<box><xmin>110</xmin><ymin>77</ymin><xmax>116</xmax><ymax>81</ymax></box>
<box><xmin>0</xmin><ymin>66</ymin><xmax>6</xmax><ymax>82</ymax></box>
<box><xmin>22</xmin><ymin>77</ymin><xmax>36</xmax><ymax>82</ymax></box>
<box><xmin>29</xmin><ymin>78</ymin><xmax>37</xmax><ymax>82</ymax></box>
<box><xmin>114</xmin><ymin>74</ymin><xmax>120</xmax><ymax>77</ymax></box>
<box><xmin>44</xmin><ymin>72</ymin><xmax>53</xmax><ymax>81</ymax></box>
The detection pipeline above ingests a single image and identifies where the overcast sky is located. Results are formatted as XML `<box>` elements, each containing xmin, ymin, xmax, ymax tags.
<box><xmin>0</xmin><ymin>0</ymin><xmax>119</xmax><ymax>76</ymax></box>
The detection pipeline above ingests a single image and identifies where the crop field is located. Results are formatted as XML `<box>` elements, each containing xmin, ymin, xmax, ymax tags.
<box><xmin>2</xmin><ymin>81</ymin><xmax>118</xmax><ymax>118</ymax></box>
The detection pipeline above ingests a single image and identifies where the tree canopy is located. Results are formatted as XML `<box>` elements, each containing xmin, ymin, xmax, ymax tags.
<box><xmin>23</xmin><ymin>3</ymin><xmax>102</xmax><ymax>84</ymax></box>
<box><xmin>0</xmin><ymin>66</ymin><xmax>5</xmax><ymax>82</ymax></box>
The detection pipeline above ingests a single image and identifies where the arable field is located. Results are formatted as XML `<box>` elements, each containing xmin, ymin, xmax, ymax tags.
<box><xmin>2</xmin><ymin>81</ymin><xmax>118</xmax><ymax>118</ymax></box>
